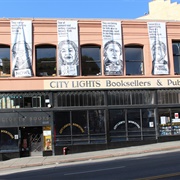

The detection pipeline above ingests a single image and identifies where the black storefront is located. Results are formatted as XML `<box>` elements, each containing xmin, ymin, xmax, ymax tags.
<box><xmin>52</xmin><ymin>88</ymin><xmax>180</xmax><ymax>155</ymax></box>
<box><xmin>1</xmin><ymin>88</ymin><xmax>180</xmax><ymax>160</ymax></box>
<box><xmin>0</xmin><ymin>111</ymin><xmax>53</xmax><ymax>161</ymax></box>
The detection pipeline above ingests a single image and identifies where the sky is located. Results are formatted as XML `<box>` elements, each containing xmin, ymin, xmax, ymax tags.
<box><xmin>0</xmin><ymin>0</ymin><xmax>180</xmax><ymax>19</ymax></box>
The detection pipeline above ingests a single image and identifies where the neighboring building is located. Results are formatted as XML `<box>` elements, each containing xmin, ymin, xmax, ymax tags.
<box><xmin>1</xmin><ymin>6</ymin><xmax>180</xmax><ymax>161</ymax></box>
<box><xmin>138</xmin><ymin>0</ymin><xmax>180</xmax><ymax>20</ymax></box>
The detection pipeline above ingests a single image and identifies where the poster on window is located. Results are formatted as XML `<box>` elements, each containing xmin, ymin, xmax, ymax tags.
<box><xmin>11</xmin><ymin>20</ymin><xmax>33</xmax><ymax>77</ymax></box>
<box><xmin>102</xmin><ymin>21</ymin><xmax>123</xmax><ymax>76</ymax></box>
<box><xmin>148</xmin><ymin>22</ymin><xmax>169</xmax><ymax>75</ymax></box>
<box><xmin>57</xmin><ymin>21</ymin><xmax>79</xmax><ymax>76</ymax></box>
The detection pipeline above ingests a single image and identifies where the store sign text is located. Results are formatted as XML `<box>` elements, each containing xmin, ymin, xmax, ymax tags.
<box><xmin>1</xmin><ymin>130</ymin><xmax>14</xmax><ymax>139</ymax></box>
<box><xmin>0</xmin><ymin>116</ymin><xmax>50</xmax><ymax>121</ymax></box>
<box><xmin>45</xmin><ymin>78</ymin><xmax>180</xmax><ymax>90</ymax></box>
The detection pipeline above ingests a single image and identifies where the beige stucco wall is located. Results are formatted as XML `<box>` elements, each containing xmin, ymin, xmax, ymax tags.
<box><xmin>0</xmin><ymin>18</ymin><xmax>180</xmax><ymax>91</ymax></box>
<box><xmin>138</xmin><ymin>0</ymin><xmax>180</xmax><ymax>20</ymax></box>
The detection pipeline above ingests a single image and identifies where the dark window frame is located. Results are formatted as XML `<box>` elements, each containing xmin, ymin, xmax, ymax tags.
<box><xmin>172</xmin><ymin>42</ymin><xmax>180</xmax><ymax>75</ymax></box>
<box><xmin>0</xmin><ymin>44</ymin><xmax>10</xmax><ymax>77</ymax></box>
<box><xmin>35</xmin><ymin>44</ymin><xmax>56</xmax><ymax>77</ymax></box>
<box><xmin>81</xmin><ymin>45</ymin><xmax>101</xmax><ymax>76</ymax></box>
<box><xmin>54</xmin><ymin>110</ymin><xmax>106</xmax><ymax>146</ymax></box>
<box><xmin>125</xmin><ymin>45</ymin><xmax>144</xmax><ymax>75</ymax></box>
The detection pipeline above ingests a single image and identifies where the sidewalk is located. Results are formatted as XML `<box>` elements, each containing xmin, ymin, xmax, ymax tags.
<box><xmin>0</xmin><ymin>141</ymin><xmax>180</xmax><ymax>171</ymax></box>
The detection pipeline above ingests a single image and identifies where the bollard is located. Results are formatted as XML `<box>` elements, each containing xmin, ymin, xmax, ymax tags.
<box><xmin>63</xmin><ymin>147</ymin><xmax>68</xmax><ymax>155</ymax></box>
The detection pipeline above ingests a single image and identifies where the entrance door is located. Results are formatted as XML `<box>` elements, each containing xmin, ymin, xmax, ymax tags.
<box><xmin>29</xmin><ymin>127</ymin><xmax>42</xmax><ymax>156</ymax></box>
<box><xmin>20</xmin><ymin>127</ymin><xmax>43</xmax><ymax>157</ymax></box>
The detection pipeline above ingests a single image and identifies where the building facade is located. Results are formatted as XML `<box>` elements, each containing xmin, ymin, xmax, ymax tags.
<box><xmin>0</xmin><ymin>18</ymin><xmax>180</xmax><ymax>160</ymax></box>
<box><xmin>138</xmin><ymin>0</ymin><xmax>180</xmax><ymax>21</ymax></box>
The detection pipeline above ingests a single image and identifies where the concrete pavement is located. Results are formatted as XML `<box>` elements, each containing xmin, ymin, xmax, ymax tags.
<box><xmin>0</xmin><ymin>140</ymin><xmax>180</xmax><ymax>172</ymax></box>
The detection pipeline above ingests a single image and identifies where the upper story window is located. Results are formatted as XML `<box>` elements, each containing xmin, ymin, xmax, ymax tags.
<box><xmin>36</xmin><ymin>45</ymin><xmax>56</xmax><ymax>77</ymax></box>
<box><xmin>173</xmin><ymin>42</ymin><xmax>180</xmax><ymax>75</ymax></box>
<box><xmin>81</xmin><ymin>45</ymin><xmax>101</xmax><ymax>76</ymax></box>
<box><xmin>0</xmin><ymin>45</ymin><xmax>10</xmax><ymax>77</ymax></box>
<box><xmin>125</xmin><ymin>45</ymin><xmax>144</xmax><ymax>75</ymax></box>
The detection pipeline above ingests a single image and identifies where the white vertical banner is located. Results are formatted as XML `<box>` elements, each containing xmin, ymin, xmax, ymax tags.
<box><xmin>57</xmin><ymin>20</ymin><xmax>79</xmax><ymax>76</ymax></box>
<box><xmin>102</xmin><ymin>21</ymin><xmax>123</xmax><ymax>76</ymax></box>
<box><xmin>11</xmin><ymin>20</ymin><xmax>33</xmax><ymax>77</ymax></box>
<box><xmin>148</xmin><ymin>22</ymin><xmax>169</xmax><ymax>75</ymax></box>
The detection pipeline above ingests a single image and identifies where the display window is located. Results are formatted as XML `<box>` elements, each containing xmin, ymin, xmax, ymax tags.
<box><xmin>0</xmin><ymin>127</ymin><xmax>19</xmax><ymax>152</ymax></box>
<box><xmin>159</xmin><ymin>108</ymin><xmax>180</xmax><ymax>136</ymax></box>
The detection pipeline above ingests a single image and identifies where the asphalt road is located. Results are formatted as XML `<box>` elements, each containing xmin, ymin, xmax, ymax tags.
<box><xmin>1</xmin><ymin>151</ymin><xmax>180</xmax><ymax>180</ymax></box>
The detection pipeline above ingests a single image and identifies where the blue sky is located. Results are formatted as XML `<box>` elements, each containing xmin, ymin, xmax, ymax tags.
<box><xmin>0</xmin><ymin>0</ymin><xmax>180</xmax><ymax>19</ymax></box>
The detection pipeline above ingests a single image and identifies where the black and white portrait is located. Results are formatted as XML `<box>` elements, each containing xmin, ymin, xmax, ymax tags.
<box><xmin>11</xmin><ymin>20</ymin><xmax>33</xmax><ymax>77</ymax></box>
<box><xmin>148</xmin><ymin>22</ymin><xmax>169</xmax><ymax>75</ymax></box>
<box><xmin>12</xmin><ymin>41</ymin><xmax>33</xmax><ymax>77</ymax></box>
<box><xmin>104</xmin><ymin>40</ymin><xmax>123</xmax><ymax>75</ymax></box>
<box><xmin>58</xmin><ymin>40</ymin><xmax>79</xmax><ymax>76</ymax></box>
<box><xmin>152</xmin><ymin>40</ymin><xmax>168</xmax><ymax>74</ymax></box>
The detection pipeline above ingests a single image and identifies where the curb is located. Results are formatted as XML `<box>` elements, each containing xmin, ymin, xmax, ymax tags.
<box><xmin>0</xmin><ymin>145</ymin><xmax>180</xmax><ymax>171</ymax></box>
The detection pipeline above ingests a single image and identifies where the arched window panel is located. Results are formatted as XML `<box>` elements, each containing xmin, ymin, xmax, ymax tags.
<box><xmin>71</xmin><ymin>93</ymin><xmax>75</xmax><ymax>106</ymax></box>
<box><xmin>97</xmin><ymin>91</ymin><xmax>104</xmax><ymax>105</ymax></box>
<box><xmin>157</xmin><ymin>89</ymin><xmax>180</xmax><ymax>104</ymax></box>
<box><xmin>0</xmin><ymin>45</ymin><xmax>10</xmax><ymax>77</ymax></box>
<box><xmin>56</xmin><ymin>91</ymin><xmax>105</xmax><ymax>107</ymax></box>
<box><xmin>125</xmin><ymin>45</ymin><xmax>144</xmax><ymax>75</ymax></box>
<box><xmin>75</xmin><ymin>93</ymin><xmax>79</xmax><ymax>106</ymax></box>
<box><xmin>107</xmin><ymin>90</ymin><xmax>155</xmax><ymax>105</ymax></box>
<box><xmin>84</xmin><ymin>92</ymin><xmax>89</xmax><ymax>106</ymax></box>
<box><xmin>57</xmin><ymin>93</ymin><xmax>62</xmax><ymax>106</ymax></box>
<box><xmin>172</xmin><ymin>42</ymin><xmax>180</xmax><ymax>75</ymax></box>
<box><xmin>79</xmin><ymin>94</ymin><xmax>84</xmax><ymax>106</ymax></box>
<box><xmin>66</xmin><ymin>94</ymin><xmax>71</xmax><ymax>106</ymax></box>
<box><xmin>81</xmin><ymin>45</ymin><xmax>101</xmax><ymax>76</ymax></box>
<box><xmin>35</xmin><ymin>44</ymin><xmax>56</xmax><ymax>77</ymax></box>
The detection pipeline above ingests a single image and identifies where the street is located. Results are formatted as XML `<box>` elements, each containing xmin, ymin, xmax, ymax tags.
<box><xmin>1</xmin><ymin>151</ymin><xmax>180</xmax><ymax>179</ymax></box>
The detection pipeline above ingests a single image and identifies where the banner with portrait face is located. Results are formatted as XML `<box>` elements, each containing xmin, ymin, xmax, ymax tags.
<box><xmin>11</xmin><ymin>20</ymin><xmax>33</xmax><ymax>77</ymax></box>
<box><xmin>102</xmin><ymin>21</ymin><xmax>123</xmax><ymax>76</ymax></box>
<box><xmin>148</xmin><ymin>22</ymin><xmax>169</xmax><ymax>75</ymax></box>
<box><xmin>57</xmin><ymin>20</ymin><xmax>79</xmax><ymax>76</ymax></box>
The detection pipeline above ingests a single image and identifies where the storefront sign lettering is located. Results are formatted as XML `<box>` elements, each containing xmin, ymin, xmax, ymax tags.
<box><xmin>29</xmin><ymin>116</ymin><xmax>50</xmax><ymax>121</ymax></box>
<box><xmin>0</xmin><ymin>116</ymin><xmax>50</xmax><ymax>121</ymax></box>
<box><xmin>1</xmin><ymin>130</ymin><xmax>14</xmax><ymax>139</ymax></box>
<box><xmin>168</xmin><ymin>79</ymin><xmax>180</xmax><ymax>86</ymax></box>
<box><xmin>106</xmin><ymin>80</ymin><xmax>151</xmax><ymax>87</ymax></box>
<box><xmin>60</xmin><ymin>123</ymin><xmax>84</xmax><ymax>134</ymax></box>
<box><xmin>44</xmin><ymin>78</ymin><xmax>180</xmax><ymax>90</ymax></box>
<box><xmin>50</xmin><ymin>80</ymin><xmax>101</xmax><ymax>89</ymax></box>
<box><xmin>114</xmin><ymin>120</ymin><xmax>140</xmax><ymax>130</ymax></box>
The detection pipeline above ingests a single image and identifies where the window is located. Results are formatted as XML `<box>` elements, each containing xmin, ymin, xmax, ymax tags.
<box><xmin>172</xmin><ymin>42</ymin><xmax>180</xmax><ymax>75</ymax></box>
<box><xmin>107</xmin><ymin>90</ymin><xmax>155</xmax><ymax>105</ymax></box>
<box><xmin>125</xmin><ymin>46</ymin><xmax>144</xmax><ymax>75</ymax></box>
<box><xmin>56</xmin><ymin>91</ymin><xmax>105</xmax><ymax>107</ymax></box>
<box><xmin>0</xmin><ymin>93</ymin><xmax>50</xmax><ymax>109</ymax></box>
<box><xmin>0</xmin><ymin>45</ymin><xmax>10</xmax><ymax>77</ymax></box>
<box><xmin>109</xmin><ymin>109</ymin><xmax>156</xmax><ymax>142</ymax></box>
<box><xmin>157</xmin><ymin>89</ymin><xmax>180</xmax><ymax>104</ymax></box>
<box><xmin>54</xmin><ymin>110</ymin><xmax>106</xmax><ymax>146</ymax></box>
<box><xmin>36</xmin><ymin>45</ymin><xmax>56</xmax><ymax>76</ymax></box>
<box><xmin>81</xmin><ymin>45</ymin><xmax>101</xmax><ymax>76</ymax></box>
<box><xmin>0</xmin><ymin>127</ymin><xmax>19</xmax><ymax>151</ymax></box>
<box><xmin>158</xmin><ymin>108</ymin><xmax>180</xmax><ymax>136</ymax></box>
